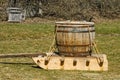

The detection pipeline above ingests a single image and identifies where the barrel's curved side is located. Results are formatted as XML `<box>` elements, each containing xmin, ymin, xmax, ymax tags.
<box><xmin>55</xmin><ymin>22</ymin><xmax>95</xmax><ymax>57</ymax></box>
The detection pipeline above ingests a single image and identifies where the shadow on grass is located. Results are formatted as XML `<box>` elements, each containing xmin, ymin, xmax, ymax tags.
<box><xmin>32</xmin><ymin>65</ymin><xmax>43</xmax><ymax>69</ymax></box>
<box><xmin>0</xmin><ymin>61</ymin><xmax>43</xmax><ymax>69</ymax></box>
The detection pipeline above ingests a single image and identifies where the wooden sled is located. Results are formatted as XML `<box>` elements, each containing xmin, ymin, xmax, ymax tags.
<box><xmin>32</xmin><ymin>54</ymin><xmax>108</xmax><ymax>71</ymax></box>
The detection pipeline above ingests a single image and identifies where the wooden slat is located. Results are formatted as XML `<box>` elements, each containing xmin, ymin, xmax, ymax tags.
<box><xmin>0</xmin><ymin>53</ymin><xmax>46</xmax><ymax>58</ymax></box>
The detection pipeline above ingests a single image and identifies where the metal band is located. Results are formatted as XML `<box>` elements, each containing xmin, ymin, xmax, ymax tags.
<box><xmin>59</xmin><ymin>52</ymin><xmax>90</xmax><ymax>57</ymax></box>
<box><xmin>56</xmin><ymin>25</ymin><xmax>94</xmax><ymax>28</ymax></box>
<box><xmin>57</xmin><ymin>30</ymin><xmax>95</xmax><ymax>33</ymax></box>
<box><xmin>57</xmin><ymin>44</ymin><xmax>91</xmax><ymax>47</ymax></box>
<box><xmin>59</xmin><ymin>51</ymin><xmax>89</xmax><ymax>54</ymax></box>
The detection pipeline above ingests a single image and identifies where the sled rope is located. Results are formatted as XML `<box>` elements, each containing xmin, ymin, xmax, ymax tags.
<box><xmin>48</xmin><ymin>25</ymin><xmax>57</xmax><ymax>53</ymax></box>
<box><xmin>88</xmin><ymin>25</ymin><xmax>103</xmax><ymax>64</ymax></box>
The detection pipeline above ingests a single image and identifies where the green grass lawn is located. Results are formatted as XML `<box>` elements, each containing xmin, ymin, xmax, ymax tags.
<box><xmin>0</xmin><ymin>20</ymin><xmax>120</xmax><ymax>80</ymax></box>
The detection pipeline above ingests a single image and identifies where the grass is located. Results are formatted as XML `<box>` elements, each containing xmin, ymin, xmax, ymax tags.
<box><xmin>0</xmin><ymin>20</ymin><xmax>120</xmax><ymax>80</ymax></box>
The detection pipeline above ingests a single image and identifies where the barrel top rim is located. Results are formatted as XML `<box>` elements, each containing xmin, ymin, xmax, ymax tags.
<box><xmin>55</xmin><ymin>21</ymin><xmax>94</xmax><ymax>25</ymax></box>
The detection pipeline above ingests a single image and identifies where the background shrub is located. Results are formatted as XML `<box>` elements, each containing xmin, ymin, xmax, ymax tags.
<box><xmin>0</xmin><ymin>0</ymin><xmax>120</xmax><ymax>21</ymax></box>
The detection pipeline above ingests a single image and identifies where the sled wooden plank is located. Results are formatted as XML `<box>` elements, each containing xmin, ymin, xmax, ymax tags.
<box><xmin>0</xmin><ymin>53</ymin><xmax>46</xmax><ymax>58</ymax></box>
<box><xmin>32</xmin><ymin>54</ymin><xmax>108</xmax><ymax>71</ymax></box>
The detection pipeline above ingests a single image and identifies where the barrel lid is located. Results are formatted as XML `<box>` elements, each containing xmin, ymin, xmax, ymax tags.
<box><xmin>55</xmin><ymin>21</ymin><xmax>94</xmax><ymax>25</ymax></box>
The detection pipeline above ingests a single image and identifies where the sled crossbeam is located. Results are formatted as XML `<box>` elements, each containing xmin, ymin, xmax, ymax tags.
<box><xmin>0</xmin><ymin>53</ymin><xmax>46</xmax><ymax>58</ymax></box>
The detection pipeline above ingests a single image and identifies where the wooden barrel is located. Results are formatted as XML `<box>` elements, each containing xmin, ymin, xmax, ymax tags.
<box><xmin>55</xmin><ymin>21</ymin><xmax>95</xmax><ymax>57</ymax></box>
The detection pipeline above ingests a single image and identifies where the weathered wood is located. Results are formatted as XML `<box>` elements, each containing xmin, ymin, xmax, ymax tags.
<box><xmin>32</xmin><ymin>54</ymin><xmax>108</xmax><ymax>71</ymax></box>
<box><xmin>55</xmin><ymin>21</ymin><xmax>94</xmax><ymax>25</ymax></box>
<box><xmin>0</xmin><ymin>53</ymin><xmax>46</xmax><ymax>58</ymax></box>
